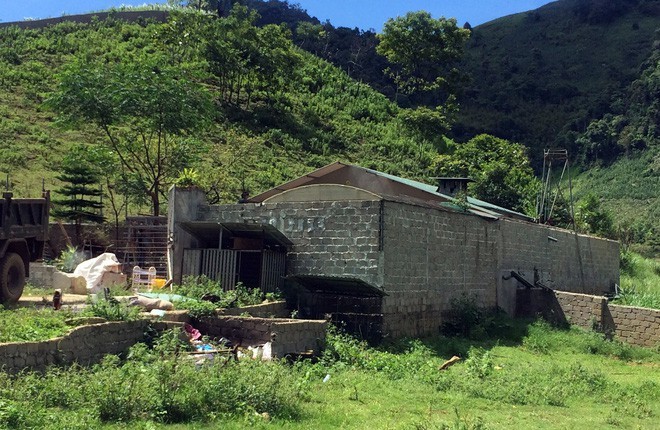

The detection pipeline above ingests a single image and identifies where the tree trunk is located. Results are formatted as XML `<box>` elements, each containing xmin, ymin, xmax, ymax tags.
<box><xmin>151</xmin><ymin>191</ymin><xmax>160</xmax><ymax>217</ymax></box>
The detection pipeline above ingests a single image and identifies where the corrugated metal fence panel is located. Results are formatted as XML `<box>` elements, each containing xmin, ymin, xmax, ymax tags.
<box><xmin>260</xmin><ymin>250</ymin><xmax>286</xmax><ymax>292</ymax></box>
<box><xmin>182</xmin><ymin>249</ymin><xmax>202</xmax><ymax>279</ymax></box>
<box><xmin>200</xmin><ymin>249</ymin><xmax>237</xmax><ymax>290</ymax></box>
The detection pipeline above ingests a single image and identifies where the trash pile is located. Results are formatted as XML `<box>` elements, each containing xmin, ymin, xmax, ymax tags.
<box><xmin>180</xmin><ymin>321</ymin><xmax>273</xmax><ymax>364</ymax></box>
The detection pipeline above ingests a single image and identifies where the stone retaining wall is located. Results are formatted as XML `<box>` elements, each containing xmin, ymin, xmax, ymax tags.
<box><xmin>0</xmin><ymin>320</ymin><xmax>176</xmax><ymax>374</ymax></box>
<box><xmin>219</xmin><ymin>301</ymin><xmax>289</xmax><ymax>318</ymax></box>
<box><xmin>194</xmin><ymin>315</ymin><xmax>327</xmax><ymax>357</ymax></box>
<box><xmin>605</xmin><ymin>304</ymin><xmax>660</xmax><ymax>347</ymax></box>
<box><xmin>530</xmin><ymin>290</ymin><xmax>660</xmax><ymax>348</ymax></box>
<box><xmin>1</xmin><ymin>310</ymin><xmax>327</xmax><ymax>373</ymax></box>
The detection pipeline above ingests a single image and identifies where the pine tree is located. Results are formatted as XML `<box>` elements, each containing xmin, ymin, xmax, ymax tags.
<box><xmin>52</xmin><ymin>152</ymin><xmax>105</xmax><ymax>243</ymax></box>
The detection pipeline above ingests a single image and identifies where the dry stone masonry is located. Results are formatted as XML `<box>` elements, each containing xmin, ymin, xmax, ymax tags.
<box><xmin>534</xmin><ymin>290</ymin><xmax>659</xmax><ymax>348</ymax></box>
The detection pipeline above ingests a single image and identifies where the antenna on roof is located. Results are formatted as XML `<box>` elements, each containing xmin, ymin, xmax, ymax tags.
<box><xmin>536</xmin><ymin>149</ymin><xmax>576</xmax><ymax>232</ymax></box>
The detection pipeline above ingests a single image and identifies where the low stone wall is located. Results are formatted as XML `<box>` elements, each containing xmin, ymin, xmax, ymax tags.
<box><xmin>1</xmin><ymin>305</ymin><xmax>325</xmax><ymax>373</ymax></box>
<box><xmin>553</xmin><ymin>291</ymin><xmax>607</xmax><ymax>329</ymax></box>
<box><xmin>605</xmin><ymin>304</ymin><xmax>660</xmax><ymax>347</ymax></box>
<box><xmin>0</xmin><ymin>320</ymin><xmax>181</xmax><ymax>374</ymax></box>
<box><xmin>219</xmin><ymin>301</ymin><xmax>289</xmax><ymax>318</ymax></box>
<box><xmin>529</xmin><ymin>289</ymin><xmax>660</xmax><ymax>348</ymax></box>
<box><xmin>194</xmin><ymin>315</ymin><xmax>327</xmax><ymax>357</ymax></box>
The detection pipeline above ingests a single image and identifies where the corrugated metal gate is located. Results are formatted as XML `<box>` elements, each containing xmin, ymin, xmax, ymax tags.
<box><xmin>182</xmin><ymin>248</ymin><xmax>285</xmax><ymax>291</ymax></box>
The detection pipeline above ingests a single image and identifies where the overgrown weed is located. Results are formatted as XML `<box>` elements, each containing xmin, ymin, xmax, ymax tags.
<box><xmin>0</xmin><ymin>329</ymin><xmax>302</xmax><ymax>429</ymax></box>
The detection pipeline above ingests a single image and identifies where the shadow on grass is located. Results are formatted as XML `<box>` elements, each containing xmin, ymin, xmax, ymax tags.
<box><xmin>379</xmin><ymin>311</ymin><xmax>537</xmax><ymax>360</ymax></box>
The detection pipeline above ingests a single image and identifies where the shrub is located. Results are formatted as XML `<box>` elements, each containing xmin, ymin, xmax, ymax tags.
<box><xmin>464</xmin><ymin>347</ymin><xmax>493</xmax><ymax>379</ymax></box>
<box><xmin>175</xmin><ymin>276</ymin><xmax>269</xmax><ymax>309</ymax></box>
<box><xmin>54</xmin><ymin>245</ymin><xmax>85</xmax><ymax>273</ymax></box>
<box><xmin>440</xmin><ymin>294</ymin><xmax>486</xmax><ymax>338</ymax></box>
<box><xmin>84</xmin><ymin>295</ymin><xmax>141</xmax><ymax>321</ymax></box>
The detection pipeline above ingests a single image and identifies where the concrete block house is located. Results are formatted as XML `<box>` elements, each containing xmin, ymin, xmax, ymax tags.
<box><xmin>168</xmin><ymin>162</ymin><xmax>619</xmax><ymax>339</ymax></box>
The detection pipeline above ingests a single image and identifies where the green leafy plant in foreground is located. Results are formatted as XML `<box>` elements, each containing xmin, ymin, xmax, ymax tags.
<box><xmin>84</xmin><ymin>295</ymin><xmax>141</xmax><ymax>321</ymax></box>
<box><xmin>175</xmin><ymin>275</ymin><xmax>270</xmax><ymax>309</ymax></box>
<box><xmin>615</xmin><ymin>251</ymin><xmax>660</xmax><ymax>309</ymax></box>
<box><xmin>0</xmin><ymin>329</ymin><xmax>301</xmax><ymax>428</ymax></box>
<box><xmin>53</xmin><ymin>245</ymin><xmax>85</xmax><ymax>273</ymax></box>
<box><xmin>0</xmin><ymin>306</ymin><xmax>73</xmax><ymax>343</ymax></box>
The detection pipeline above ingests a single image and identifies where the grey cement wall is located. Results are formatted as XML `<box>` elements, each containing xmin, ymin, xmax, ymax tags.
<box><xmin>199</xmin><ymin>200</ymin><xmax>384</xmax><ymax>287</ymax></box>
<box><xmin>381</xmin><ymin>201</ymin><xmax>499</xmax><ymax>338</ymax></box>
<box><xmin>220</xmin><ymin>301</ymin><xmax>289</xmax><ymax>318</ymax></box>
<box><xmin>499</xmin><ymin>220</ymin><xmax>619</xmax><ymax>295</ymax></box>
<box><xmin>379</xmin><ymin>202</ymin><xmax>619</xmax><ymax>338</ymax></box>
<box><xmin>1</xmin><ymin>310</ymin><xmax>326</xmax><ymax>373</ymax></box>
<box><xmin>174</xmin><ymin>189</ymin><xmax>620</xmax><ymax>339</ymax></box>
<box><xmin>168</xmin><ymin>186</ymin><xmax>209</xmax><ymax>282</ymax></box>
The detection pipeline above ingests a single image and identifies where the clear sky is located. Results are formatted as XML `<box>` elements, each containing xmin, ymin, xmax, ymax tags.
<box><xmin>0</xmin><ymin>1</ymin><xmax>555</xmax><ymax>29</ymax></box>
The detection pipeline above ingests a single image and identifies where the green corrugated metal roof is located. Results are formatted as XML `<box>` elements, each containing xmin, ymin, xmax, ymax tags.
<box><xmin>363</xmin><ymin>165</ymin><xmax>532</xmax><ymax>221</ymax></box>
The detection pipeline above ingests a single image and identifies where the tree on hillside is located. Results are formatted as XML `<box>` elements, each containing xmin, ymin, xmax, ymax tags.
<box><xmin>576</xmin><ymin>193</ymin><xmax>614</xmax><ymax>237</ymax></box>
<box><xmin>206</xmin><ymin>5</ymin><xmax>301</xmax><ymax>108</ymax></box>
<box><xmin>52</xmin><ymin>147</ymin><xmax>105</xmax><ymax>243</ymax></box>
<box><xmin>376</xmin><ymin>11</ymin><xmax>470</xmax><ymax>97</ymax></box>
<box><xmin>433</xmin><ymin>134</ymin><xmax>540</xmax><ymax>214</ymax></box>
<box><xmin>48</xmin><ymin>56</ymin><xmax>213</xmax><ymax>216</ymax></box>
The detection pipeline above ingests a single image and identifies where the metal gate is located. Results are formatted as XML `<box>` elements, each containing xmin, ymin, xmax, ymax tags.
<box><xmin>182</xmin><ymin>248</ymin><xmax>285</xmax><ymax>291</ymax></box>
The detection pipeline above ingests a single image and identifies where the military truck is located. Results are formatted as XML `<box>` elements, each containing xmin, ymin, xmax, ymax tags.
<box><xmin>0</xmin><ymin>192</ymin><xmax>49</xmax><ymax>305</ymax></box>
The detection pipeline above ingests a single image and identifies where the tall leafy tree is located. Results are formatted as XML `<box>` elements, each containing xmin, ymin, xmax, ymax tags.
<box><xmin>376</xmin><ymin>11</ymin><xmax>470</xmax><ymax>97</ymax></box>
<box><xmin>433</xmin><ymin>134</ymin><xmax>540</xmax><ymax>214</ymax></box>
<box><xmin>48</xmin><ymin>56</ymin><xmax>213</xmax><ymax>216</ymax></box>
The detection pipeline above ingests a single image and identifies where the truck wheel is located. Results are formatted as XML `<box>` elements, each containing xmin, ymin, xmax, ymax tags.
<box><xmin>0</xmin><ymin>253</ymin><xmax>26</xmax><ymax>304</ymax></box>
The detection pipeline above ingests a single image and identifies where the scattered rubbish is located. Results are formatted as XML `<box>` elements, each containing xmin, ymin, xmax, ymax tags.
<box><xmin>129</xmin><ymin>295</ymin><xmax>174</xmax><ymax>311</ymax></box>
<box><xmin>184</xmin><ymin>323</ymin><xmax>202</xmax><ymax>341</ymax></box>
<box><xmin>149</xmin><ymin>309</ymin><xmax>166</xmax><ymax>317</ymax></box>
<box><xmin>194</xmin><ymin>343</ymin><xmax>214</xmax><ymax>352</ymax></box>
<box><xmin>151</xmin><ymin>277</ymin><xmax>167</xmax><ymax>290</ymax></box>
<box><xmin>52</xmin><ymin>289</ymin><xmax>62</xmax><ymax>310</ymax></box>
<box><xmin>132</xmin><ymin>266</ymin><xmax>157</xmax><ymax>291</ymax></box>
<box><xmin>439</xmin><ymin>355</ymin><xmax>461</xmax><ymax>371</ymax></box>
<box><xmin>247</xmin><ymin>342</ymin><xmax>272</xmax><ymax>360</ymax></box>
<box><xmin>323</xmin><ymin>374</ymin><xmax>331</xmax><ymax>383</ymax></box>
<box><xmin>138</xmin><ymin>292</ymin><xmax>187</xmax><ymax>303</ymax></box>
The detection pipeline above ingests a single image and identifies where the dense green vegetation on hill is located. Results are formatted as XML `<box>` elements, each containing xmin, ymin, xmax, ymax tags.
<box><xmin>455</xmin><ymin>0</ymin><xmax>659</xmax><ymax>164</ymax></box>
<box><xmin>0</xmin><ymin>4</ymin><xmax>539</xmax><ymax>222</ymax></box>
<box><xmin>0</xmin><ymin>0</ymin><xmax>658</xmax><ymax>250</ymax></box>
<box><xmin>0</xmin><ymin>9</ymin><xmax>441</xmax><ymax>213</ymax></box>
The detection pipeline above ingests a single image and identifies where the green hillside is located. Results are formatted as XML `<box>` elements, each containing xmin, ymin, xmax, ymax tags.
<box><xmin>0</xmin><ymin>9</ymin><xmax>439</xmax><ymax>212</ymax></box>
<box><xmin>455</xmin><ymin>0</ymin><xmax>660</xmax><ymax>166</ymax></box>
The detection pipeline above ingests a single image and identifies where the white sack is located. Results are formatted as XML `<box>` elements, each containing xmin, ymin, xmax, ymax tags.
<box><xmin>73</xmin><ymin>253</ymin><xmax>122</xmax><ymax>293</ymax></box>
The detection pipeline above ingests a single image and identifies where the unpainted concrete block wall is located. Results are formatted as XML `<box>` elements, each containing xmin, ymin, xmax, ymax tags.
<box><xmin>500</xmin><ymin>220</ymin><xmax>619</xmax><ymax>295</ymax></box>
<box><xmin>381</xmin><ymin>202</ymin><xmax>499</xmax><ymax>337</ymax></box>
<box><xmin>220</xmin><ymin>301</ymin><xmax>289</xmax><ymax>318</ymax></box>
<box><xmin>200</xmin><ymin>201</ymin><xmax>383</xmax><ymax>286</ymax></box>
<box><xmin>191</xmin><ymin>195</ymin><xmax>620</xmax><ymax>340</ymax></box>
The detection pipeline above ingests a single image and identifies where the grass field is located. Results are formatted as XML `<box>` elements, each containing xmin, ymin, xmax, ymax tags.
<box><xmin>616</xmin><ymin>252</ymin><xmax>660</xmax><ymax>309</ymax></box>
<box><xmin>1</xmin><ymin>318</ymin><xmax>658</xmax><ymax>430</ymax></box>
